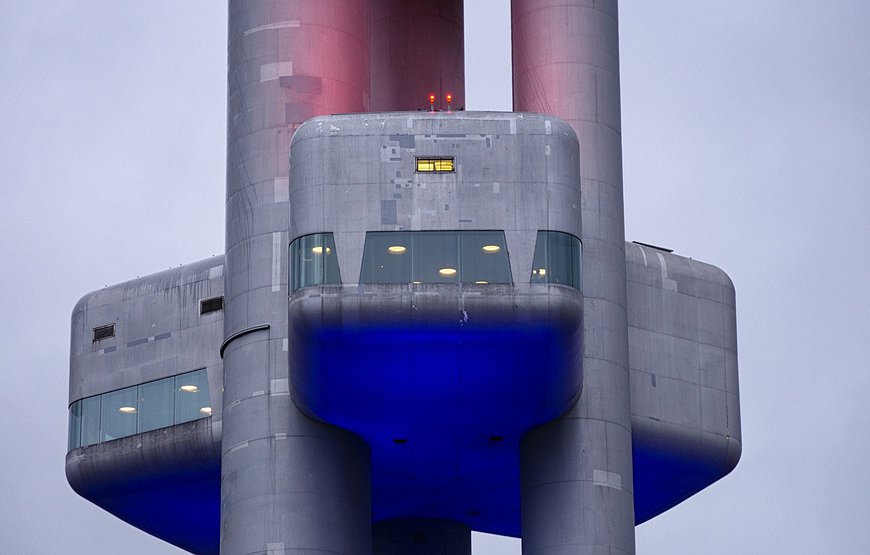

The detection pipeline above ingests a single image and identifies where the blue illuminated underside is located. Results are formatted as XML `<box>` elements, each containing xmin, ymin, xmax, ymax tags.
<box><xmin>77</xmin><ymin>463</ymin><xmax>220</xmax><ymax>555</ymax></box>
<box><xmin>294</xmin><ymin>320</ymin><xmax>581</xmax><ymax>536</ymax></box>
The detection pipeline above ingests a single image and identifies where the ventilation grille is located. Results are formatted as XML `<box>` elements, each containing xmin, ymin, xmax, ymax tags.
<box><xmin>200</xmin><ymin>296</ymin><xmax>224</xmax><ymax>315</ymax></box>
<box><xmin>93</xmin><ymin>324</ymin><xmax>115</xmax><ymax>342</ymax></box>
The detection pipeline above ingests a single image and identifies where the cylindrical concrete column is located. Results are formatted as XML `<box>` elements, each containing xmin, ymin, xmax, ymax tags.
<box><xmin>222</xmin><ymin>1</ymin><xmax>372</xmax><ymax>553</ymax></box>
<box><xmin>373</xmin><ymin>519</ymin><xmax>471</xmax><ymax>555</ymax></box>
<box><xmin>512</xmin><ymin>1</ymin><xmax>635</xmax><ymax>553</ymax></box>
<box><xmin>370</xmin><ymin>0</ymin><xmax>465</xmax><ymax>111</ymax></box>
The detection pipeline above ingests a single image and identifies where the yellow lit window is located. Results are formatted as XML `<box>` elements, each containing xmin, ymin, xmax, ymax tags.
<box><xmin>416</xmin><ymin>157</ymin><xmax>455</xmax><ymax>172</ymax></box>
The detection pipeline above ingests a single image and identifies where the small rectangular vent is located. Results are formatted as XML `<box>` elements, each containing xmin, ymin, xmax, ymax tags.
<box><xmin>93</xmin><ymin>324</ymin><xmax>115</xmax><ymax>342</ymax></box>
<box><xmin>200</xmin><ymin>296</ymin><xmax>224</xmax><ymax>315</ymax></box>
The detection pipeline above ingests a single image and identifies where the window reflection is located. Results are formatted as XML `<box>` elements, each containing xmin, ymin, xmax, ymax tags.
<box><xmin>81</xmin><ymin>396</ymin><xmax>101</xmax><ymax>448</ymax></box>
<box><xmin>175</xmin><ymin>370</ymin><xmax>210</xmax><ymax>424</ymax></box>
<box><xmin>360</xmin><ymin>231</ymin><xmax>512</xmax><ymax>285</ymax></box>
<box><xmin>530</xmin><ymin>231</ymin><xmax>582</xmax><ymax>290</ymax></box>
<box><xmin>290</xmin><ymin>233</ymin><xmax>342</xmax><ymax>292</ymax></box>
<box><xmin>101</xmin><ymin>386</ymin><xmax>138</xmax><ymax>442</ymax></box>
<box><xmin>361</xmin><ymin>231</ymin><xmax>411</xmax><ymax>283</ymax></box>
<box><xmin>139</xmin><ymin>377</ymin><xmax>174</xmax><ymax>433</ymax></box>
<box><xmin>67</xmin><ymin>368</ymin><xmax>212</xmax><ymax>451</ymax></box>
<box><xmin>68</xmin><ymin>400</ymin><xmax>82</xmax><ymax>451</ymax></box>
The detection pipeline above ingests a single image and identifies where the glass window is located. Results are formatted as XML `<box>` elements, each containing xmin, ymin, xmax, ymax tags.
<box><xmin>68</xmin><ymin>400</ymin><xmax>82</xmax><ymax>451</ymax></box>
<box><xmin>290</xmin><ymin>233</ymin><xmax>342</xmax><ymax>292</ymax></box>
<box><xmin>360</xmin><ymin>231</ymin><xmax>411</xmax><ymax>284</ymax></box>
<box><xmin>459</xmin><ymin>231</ymin><xmax>512</xmax><ymax>284</ymax></box>
<box><xmin>81</xmin><ymin>396</ymin><xmax>101</xmax><ymax>448</ymax></box>
<box><xmin>530</xmin><ymin>231</ymin><xmax>582</xmax><ymax>290</ymax></box>
<box><xmin>67</xmin><ymin>368</ymin><xmax>214</xmax><ymax>451</ymax></box>
<box><xmin>138</xmin><ymin>377</ymin><xmax>175</xmax><ymax>433</ymax></box>
<box><xmin>416</xmin><ymin>157</ymin><xmax>454</xmax><ymax>172</ymax></box>
<box><xmin>360</xmin><ymin>231</ymin><xmax>512</xmax><ymax>285</ymax></box>
<box><xmin>411</xmin><ymin>231</ymin><xmax>460</xmax><ymax>283</ymax></box>
<box><xmin>100</xmin><ymin>386</ymin><xmax>138</xmax><ymax>442</ymax></box>
<box><xmin>175</xmin><ymin>369</ymin><xmax>211</xmax><ymax>424</ymax></box>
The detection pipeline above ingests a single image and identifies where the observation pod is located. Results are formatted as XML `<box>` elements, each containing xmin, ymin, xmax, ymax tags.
<box><xmin>288</xmin><ymin>111</ymin><xmax>584</xmax><ymax>535</ymax></box>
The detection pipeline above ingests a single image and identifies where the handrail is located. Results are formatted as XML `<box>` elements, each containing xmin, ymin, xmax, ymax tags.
<box><xmin>219</xmin><ymin>324</ymin><xmax>271</xmax><ymax>358</ymax></box>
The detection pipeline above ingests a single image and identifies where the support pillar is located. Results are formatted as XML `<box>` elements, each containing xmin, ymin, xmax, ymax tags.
<box><xmin>513</xmin><ymin>1</ymin><xmax>636</xmax><ymax>553</ymax></box>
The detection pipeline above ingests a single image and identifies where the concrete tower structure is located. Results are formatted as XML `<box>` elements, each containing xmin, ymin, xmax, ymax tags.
<box><xmin>66</xmin><ymin>2</ymin><xmax>741</xmax><ymax>554</ymax></box>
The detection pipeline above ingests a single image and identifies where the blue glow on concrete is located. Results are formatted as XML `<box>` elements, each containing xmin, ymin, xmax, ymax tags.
<box><xmin>80</xmin><ymin>467</ymin><xmax>220</xmax><ymax>554</ymax></box>
<box><xmin>294</xmin><ymin>320</ymin><xmax>582</xmax><ymax>536</ymax></box>
<box><xmin>633</xmin><ymin>440</ymin><xmax>732</xmax><ymax>524</ymax></box>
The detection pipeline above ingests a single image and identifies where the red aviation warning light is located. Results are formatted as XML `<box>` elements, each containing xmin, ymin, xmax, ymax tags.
<box><xmin>429</xmin><ymin>94</ymin><xmax>436</xmax><ymax>112</ymax></box>
<box><xmin>445</xmin><ymin>93</ymin><xmax>453</xmax><ymax>112</ymax></box>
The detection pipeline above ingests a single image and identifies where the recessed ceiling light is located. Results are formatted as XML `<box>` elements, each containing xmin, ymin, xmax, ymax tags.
<box><xmin>311</xmin><ymin>246</ymin><xmax>331</xmax><ymax>255</ymax></box>
<box><xmin>439</xmin><ymin>268</ymin><xmax>457</xmax><ymax>277</ymax></box>
<box><xmin>412</xmin><ymin>281</ymin><xmax>422</xmax><ymax>284</ymax></box>
<box><xmin>179</xmin><ymin>385</ymin><xmax>199</xmax><ymax>393</ymax></box>
<box><xmin>538</xmin><ymin>268</ymin><xmax>547</xmax><ymax>276</ymax></box>
<box><xmin>118</xmin><ymin>406</ymin><xmax>137</xmax><ymax>414</ymax></box>
<box><xmin>387</xmin><ymin>245</ymin><xmax>406</xmax><ymax>254</ymax></box>
<box><xmin>200</xmin><ymin>407</ymin><xmax>213</xmax><ymax>415</ymax></box>
<box><xmin>481</xmin><ymin>245</ymin><xmax>500</xmax><ymax>253</ymax></box>
<box><xmin>475</xmin><ymin>280</ymin><xmax>488</xmax><ymax>284</ymax></box>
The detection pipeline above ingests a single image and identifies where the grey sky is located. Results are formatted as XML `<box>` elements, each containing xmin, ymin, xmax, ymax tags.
<box><xmin>1</xmin><ymin>1</ymin><xmax>868</xmax><ymax>553</ymax></box>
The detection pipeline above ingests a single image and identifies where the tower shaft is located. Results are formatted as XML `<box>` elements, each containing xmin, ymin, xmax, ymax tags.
<box><xmin>513</xmin><ymin>1</ymin><xmax>636</xmax><ymax>553</ymax></box>
<box><xmin>222</xmin><ymin>1</ymin><xmax>372</xmax><ymax>552</ymax></box>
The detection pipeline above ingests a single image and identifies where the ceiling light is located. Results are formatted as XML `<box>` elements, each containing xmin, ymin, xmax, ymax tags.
<box><xmin>200</xmin><ymin>407</ymin><xmax>213</xmax><ymax>415</ymax></box>
<box><xmin>538</xmin><ymin>268</ymin><xmax>547</xmax><ymax>276</ymax></box>
<box><xmin>118</xmin><ymin>406</ymin><xmax>137</xmax><ymax>414</ymax></box>
<box><xmin>387</xmin><ymin>245</ymin><xmax>406</xmax><ymax>254</ymax></box>
<box><xmin>475</xmin><ymin>280</ymin><xmax>488</xmax><ymax>284</ymax></box>
<box><xmin>311</xmin><ymin>246</ymin><xmax>331</xmax><ymax>255</ymax></box>
<box><xmin>481</xmin><ymin>245</ymin><xmax>500</xmax><ymax>253</ymax></box>
<box><xmin>439</xmin><ymin>268</ymin><xmax>457</xmax><ymax>277</ymax></box>
<box><xmin>179</xmin><ymin>385</ymin><xmax>199</xmax><ymax>393</ymax></box>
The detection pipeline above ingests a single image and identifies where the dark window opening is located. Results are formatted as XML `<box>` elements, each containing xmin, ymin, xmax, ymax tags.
<box><xmin>200</xmin><ymin>296</ymin><xmax>223</xmax><ymax>315</ymax></box>
<box><xmin>93</xmin><ymin>324</ymin><xmax>115</xmax><ymax>342</ymax></box>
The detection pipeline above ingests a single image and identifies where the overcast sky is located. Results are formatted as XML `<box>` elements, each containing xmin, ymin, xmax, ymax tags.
<box><xmin>1</xmin><ymin>1</ymin><xmax>869</xmax><ymax>553</ymax></box>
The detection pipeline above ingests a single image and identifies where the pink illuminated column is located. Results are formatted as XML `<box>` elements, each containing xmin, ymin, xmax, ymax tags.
<box><xmin>370</xmin><ymin>0</ymin><xmax>465</xmax><ymax>111</ymax></box>
<box><xmin>513</xmin><ymin>1</ymin><xmax>636</xmax><ymax>554</ymax></box>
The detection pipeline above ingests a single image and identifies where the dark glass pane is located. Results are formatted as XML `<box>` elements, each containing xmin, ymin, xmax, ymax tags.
<box><xmin>101</xmin><ymin>386</ymin><xmax>138</xmax><ymax>442</ymax></box>
<box><xmin>321</xmin><ymin>234</ymin><xmax>341</xmax><ymax>285</ymax></box>
<box><xmin>81</xmin><ymin>396</ymin><xmax>101</xmax><ymax>447</ymax></box>
<box><xmin>361</xmin><ymin>231</ymin><xmax>411</xmax><ymax>283</ymax></box>
<box><xmin>530</xmin><ymin>231</ymin><xmax>549</xmax><ymax>284</ymax></box>
<box><xmin>530</xmin><ymin>231</ymin><xmax>582</xmax><ymax>290</ymax></box>
<box><xmin>138</xmin><ymin>377</ymin><xmax>175</xmax><ymax>433</ymax></box>
<box><xmin>68</xmin><ymin>400</ymin><xmax>82</xmax><ymax>451</ymax></box>
<box><xmin>411</xmin><ymin>231</ymin><xmax>459</xmax><ymax>283</ymax></box>
<box><xmin>291</xmin><ymin>233</ymin><xmax>341</xmax><ymax>291</ymax></box>
<box><xmin>459</xmin><ymin>231</ymin><xmax>512</xmax><ymax>284</ymax></box>
<box><xmin>175</xmin><ymin>369</ymin><xmax>211</xmax><ymax>424</ymax></box>
<box><xmin>546</xmin><ymin>231</ymin><xmax>574</xmax><ymax>287</ymax></box>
